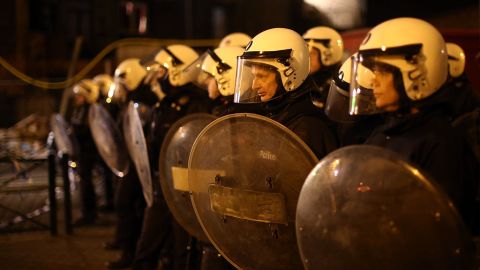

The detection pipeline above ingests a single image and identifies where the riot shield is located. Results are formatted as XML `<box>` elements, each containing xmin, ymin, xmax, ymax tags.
<box><xmin>159</xmin><ymin>113</ymin><xmax>217</xmax><ymax>243</ymax></box>
<box><xmin>50</xmin><ymin>114</ymin><xmax>78</xmax><ymax>158</ymax></box>
<box><xmin>188</xmin><ymin>113</ymin><xmax>318</xmax><ymax>269</ymax></box>
<box><xmin>123</xmin><ymin>101</ymin><xmax>153</xmax><ymax>207</ymax></box>
<box><xmin>296</xmin><ymin>145</ymin><xmax>475</xmax><ymax>270</ymax></box>
<box><xmin>88</xmin><ymin>103</ymin><xmax>130</xmax><ymax>177</ymax></box>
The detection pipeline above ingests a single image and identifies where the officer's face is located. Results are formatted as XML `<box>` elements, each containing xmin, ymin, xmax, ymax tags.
<box><xmin>371</xmin><ymin>70</ymin><xmax>399</xmax><ymax>112</ymax></box>
<box><xmin>309</xmin><ymin>47</ymin><xmax>321</xmax><ymax>74</ymax></box>
<box><xmin>251</xmin><ymin>65</ymin><xmax>278</xmax><ymax>102</ymax></box>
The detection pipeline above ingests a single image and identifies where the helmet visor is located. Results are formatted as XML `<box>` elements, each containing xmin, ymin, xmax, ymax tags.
<box><xmin>234</xmin><ymin>49</ymin><xmax>292</xmax><ymax>104</ymax></box>
<box><xmin>349</xmin><ymin>54</ymin><xmax>378</xmax><ymax>115</ymax></box>
<box><xmin>325</xmin><ymin>77</ymin><xmax>357</xmax><ymax>123</ymax></box>
<box><xmin>182</xmin><ymin>52</ymin><xmax>213</xmax><ymax>90</ymax></box>
<box><xmin>142</xmin><ymin>60</ymin><xmax>168</xmax><ymax>84</ymax></box>
<box><xmin>350</xmin><ymin>44</ymin><xmax>426</xmax><ymax>114</ymax></box>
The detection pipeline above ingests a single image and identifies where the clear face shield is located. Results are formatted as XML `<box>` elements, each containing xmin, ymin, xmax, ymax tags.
<box><xmin>142</xmin><ymin>60</ymin><xmax>168</xmax><ymax>85</ymax></box>
<box><xmin>141</xmin><ymin>55</ymin><xmax>170</xmax><ymax>100</ymax></box>
<box><xmin>183</xmin><ymin>50</ymin><xmax>232</xmax><ymax>98</ymax></box>
<box><xmin>234</xmin><ymin>49</ymin><xmax>291</xmax><ymax>104</ymax></box>
<box><xmin>325</xmin><ymin>75</ymin><xmax>356</xmax><ymax>123</ymax></box>
<box><xmin>350</xmin><ymin>44</ymin><xmax>424</xmax><ymax>114</ymax></box>
<box><xmin>349</xmin><ymin>54</ymin><xmax>378</xmax><ymax>115</ymax></box>
<box><xmin>183</xmin><ymin>52</ymin><xmax>214</xmax><ymax>90</ymax></box>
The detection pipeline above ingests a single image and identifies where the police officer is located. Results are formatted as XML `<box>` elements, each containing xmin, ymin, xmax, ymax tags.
<box><xmin>106</xmin><ymin>58</ymin><xmax>154</xmax><ymax>269</ymax></box>
<box><xmin>181</xmin><ymin>45</ymin><xmax>257</xmax><ymax>270</ymax></box>
<box><xmin>234</xmin><ymin>28</ymin><xmax>338</xmax><ymax>158</ymax></box>
<box><xmin>133</xmin><ymin>44</ymin><xmax>213</xmax><ymax>270</ymax></box>
<box><xmin>183</xmin><ymin>45</ymin><xmax>263</xmax><ymax>117</ymax></box>
<box><xmin>440</xmin><ymin>42</ymin><xmax>480</xmax><ymax>121</ymax></box>
<box><xmin>348</xmin><ymin>17</ymin><xmax>479</xmax><ymax>231</ymax></box>
<box><xmin>325</xmin><ymin>55</ymin><xmax>384</xmax><ymax>145</ymax></box>
<box><xmin>303</xmin><ymin>26</ymin><xmax>344</xmax><ymax>110</ymax></box>
<box><xmin>92</xmin><ymin>74</ymin><xmax>118</xmax><ymax>212</ymax></box>
<box><xmin>70</xmin><ymin>79</ymin><xmax>100</xmax><ymax>225</ymax></box>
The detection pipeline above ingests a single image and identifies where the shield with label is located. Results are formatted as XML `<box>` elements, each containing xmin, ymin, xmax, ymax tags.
<box><xmin>88</xmin><ymin>103</ymin><xmax>130</xmax><ymax>177</ymax></box>
<box><xmin>188</xmin><ymin>113</ymin><xmax>318</xmax><ymax>269</ymax></box>
<box><xmin>50</xmin><ymin>114</ymin><xmax>78</xmax><ymax>158</ymax></box>
<box><xmin>296</xmin><ymin>145</ymin><xmax>476</xmax><ymax>270</ymax></box>
<box><xmin>123</xmin><ymin>101</ymin><xmax>153</xmax><ymax>207</ymax></box>
<box><xmin>159</xmin><ymin>113</ymin><xmax>217</xmax><ymax>243</ymax></box>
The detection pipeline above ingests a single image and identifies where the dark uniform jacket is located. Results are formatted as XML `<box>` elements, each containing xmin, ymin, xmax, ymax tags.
<box><xmin>365</xmin><ymin>105</ymin><xmax>479</xmax><ymax>230</ymax></box>
<box><xmin>148</xmin><ymin>83</ymin><xmax>212</xmax><ymax>175</ymax></box>
<box><xmin>432</xmin><ymin>75</ymin><xmax>480</xmax><ymax>123</ymax></box>
<box><xmin>211</xmin><ymin>95</ymin><xmax>264</xmax><ymax>117</ymax></box>
<box><xmin>99</xmin><ymin>97</ymin><xmax>123</xmax><ymax>121</ymax></box>
<box><xmin>309</xmin><ymin>65</ymin><xmax>339</xmax><ymax>110</ymax></box>
<box><xmin>70</xmin><ymin>103</ymin><xmax>96</xmax><ymax>158</ymax></box>
<box><xmin>338</xmin><ymin>114</ymin><xmax>385</xmax><ymax>146</ymax></box>
<box><xmin>309</xmin><ymin>67</ymin><xmax>341</xmax><ymax>136</ymax></box>
<box><xmin>262</xmin><ymin>77</ymin><xmax>338</xmax><ymax>159</ymax></box>
<box><xmin>126</xmin><ymin>83</ymin><xmax>160</xmax><ymax>106</ymax></box>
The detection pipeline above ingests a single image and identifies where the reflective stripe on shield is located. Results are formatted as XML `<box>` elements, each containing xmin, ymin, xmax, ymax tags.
<box><xmin>159</xmin><ymin>113</ymin><xmax>217</xmax><ymax>243</ymax></box>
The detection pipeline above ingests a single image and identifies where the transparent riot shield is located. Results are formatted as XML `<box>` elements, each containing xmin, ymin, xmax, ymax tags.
<box><xmin>296</xmin><ymin>145</ymin><xmax>476</xmax><ymax>270</ymax></box>
<box><xmin>159</xmin><ymin>113</ymin><xmax>217</xmax><ymax>243</ymax></box>
<box><xmin>50</xmin><ymin>114</ymin><xmax>78</xmax><ymax>158</ymax></box>
<box><xmin>88</xmin><ymin>104</ymin><xmax>130</xmax><ymax>177</ymax></box>
<box><xmin>188</xmin><ymin>113</ymin><xmax>318</xmax><ymax>269</ymax></box>
<box><xmin>123</xmin><ymin>101</ymin><xmax>153</xmax><ymax>207</ymax></box>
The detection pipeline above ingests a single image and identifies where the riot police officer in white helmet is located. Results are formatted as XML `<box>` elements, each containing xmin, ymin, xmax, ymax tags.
<box><xmin>70</xmin><ymin>79</ymin><xmax>100</xmax><ymax>226</ymax></box>
<box><xmin>349</xmin><ymin>17</ymin><xmax>479</xmax><ymax>231</ymax></box>
<box><xmin>234</xmin><ymin>27</ymin><xmax>338</xmax><ymax>158</ymax></box>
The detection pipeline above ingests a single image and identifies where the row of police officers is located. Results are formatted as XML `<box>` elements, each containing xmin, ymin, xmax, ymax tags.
<box><xmin>63</xmin><ymin>17</ymin><xmax>479</xmax><ymax>270</ymax></box>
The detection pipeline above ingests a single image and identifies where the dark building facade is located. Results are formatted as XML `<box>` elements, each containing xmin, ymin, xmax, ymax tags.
<box><xmin>0</xmin><ymin>0</ymin><xmax>478</xmax><ymax>127</ymax></box>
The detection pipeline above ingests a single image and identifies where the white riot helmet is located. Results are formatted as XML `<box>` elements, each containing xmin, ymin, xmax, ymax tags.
<box><xmin>72</xmin><ymin>79</ymin><xmax>99</xmax><ymax>104</ymax></box>
<box><xmin>234</xmin><ymin>28</ymin><xmax>310</xmax><ymax>103</ymax></box>
<box><xmin>183</xmin><ymin>46</ymin><xmax>244</xmax><ymax>97</ymax></box>
<box><xmin>152</xmin><ymin>44</ymin><xmax>199</xmax><ymax>86</ymax></box>
<box><xmin>218</xmin><ymin>32</ymin><xmax>252</xmax><ymax>48</ymax></box>
<box><xmin>446</xmin><ymin>42</ymin><xmax>466</xmax><ymax>78</ymax></box>
<box><xmin>303</xmin><ymin>26</ymin><xmax>344</xmax><ymax>67</ymax></box>
<box><xmin>113</xmin><ymin>58</ymin><xmax>147</xmax><ymax>92</ymax></box>
<box><xmin>350</xmin><ymin>17</ymin><xmax>448</xmax><ymax>114</ymax></box>
<box><xmin>93</xmin><ymin>74</ymin><xmax>114</xmax><ymax>97</ymax></box>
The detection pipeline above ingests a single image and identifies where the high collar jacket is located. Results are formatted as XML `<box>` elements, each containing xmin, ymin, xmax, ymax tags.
<box><xmin>365</xmin><ymin>106</ymin><xmax>479</xmax><ymax>228</ymax></box>
<box><xmin>262</xmin><ymin>78</ymin><xmax>338</xmax><ymax>159</ymax></box>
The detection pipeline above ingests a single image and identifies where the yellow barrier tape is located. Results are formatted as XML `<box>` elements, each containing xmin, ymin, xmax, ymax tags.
<box><xmin>0</xmin><ymin>38</ymin><xmax>219</xmax><ymax>89</ymax></box>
